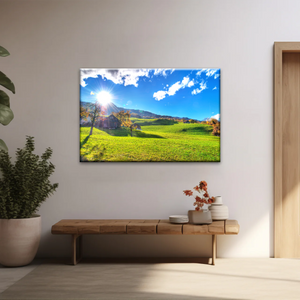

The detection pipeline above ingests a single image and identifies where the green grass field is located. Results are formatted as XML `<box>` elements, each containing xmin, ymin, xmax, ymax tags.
<box><xmin>80</xmin><ymin>119</ymin><xmax>220</xmax><ymax>162</ymax></box>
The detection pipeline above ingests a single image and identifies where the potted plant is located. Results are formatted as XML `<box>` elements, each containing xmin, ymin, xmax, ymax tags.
<box><xmin>0</xmin><ymin>136</ymin><xmax>58</xmax><ymax>267</ymax></box>
<box><xmin>183</xmin><ymin>181</ymin><xmax>215</xmax><ymax>224</ymax></box>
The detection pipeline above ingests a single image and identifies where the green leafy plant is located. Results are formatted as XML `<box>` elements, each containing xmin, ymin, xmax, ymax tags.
<box><xmin>0</xmin><ymin>45</ymin><xmax>15</xmax><ymax>151</ymax></box>
<box><xmin>0</xmin><ymin>136</ymin><xmax>58</xmax><ymax>219</ymax></box>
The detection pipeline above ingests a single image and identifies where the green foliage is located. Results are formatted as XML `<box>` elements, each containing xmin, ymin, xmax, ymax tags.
<box><xmin>0</xmin><ymin>136</ymin><xmax>58</xmax><ymax>219</ymax></box>
<box><xmin>0</xmin><ymin>139</ymin><xmax>8</xmax><ymax>151</ymax></box>
<box><xmin>0</xmin><ymin>71</ymin><xmax>15</xmax><ymax>94</ymax></box>
<box><xmin>0</xmin><ymin>45</ymin><xmax>15</xmax><ymax>151</ymax></box>
<box><xmin>0</xmin><ymin>103</ymin><xmax>14</xmax><ymax>125</ymax></box>
<box><xmin>0</xmin><ymin>90</ymin><xmax>10</xmax><ymax>107</ymax></box>
<box><xmin>0</xmin><ymin>46</ymin><xmax>10</xmax><ymax>57</ymax></box>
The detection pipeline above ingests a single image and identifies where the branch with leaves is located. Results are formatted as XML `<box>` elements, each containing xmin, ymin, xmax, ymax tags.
<box><xmin>183</xmin><ymin>181</ymin><xmax>215</xmax><ymax>211</ymax></box>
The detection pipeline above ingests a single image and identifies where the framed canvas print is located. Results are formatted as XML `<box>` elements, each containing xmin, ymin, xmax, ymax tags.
<box><xmin>80</xmin><ymin>68</ymin><xmax>220</xmax><ymax>162</ymax></box>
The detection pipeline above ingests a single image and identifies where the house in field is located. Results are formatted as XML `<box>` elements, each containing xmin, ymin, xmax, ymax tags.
<box><xmin>95</xmin><ymin>114</ymin><xmax>121</xmax><ymax>129</ymax></box>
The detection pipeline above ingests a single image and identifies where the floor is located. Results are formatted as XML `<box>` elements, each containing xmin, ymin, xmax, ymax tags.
<box><xmin>0</xmin><ymin>258</ymin><xmax>300</xmax><ymax>300</ymax></box>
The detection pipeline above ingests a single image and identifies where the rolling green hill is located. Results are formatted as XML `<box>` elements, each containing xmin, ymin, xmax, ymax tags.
<box><xmin>80</xmin><ymin>120</ymin><xmax>220</xmax><ymax>162</ymax></box>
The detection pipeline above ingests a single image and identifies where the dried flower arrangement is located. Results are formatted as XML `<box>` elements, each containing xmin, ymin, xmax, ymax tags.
<box><xmin>183</xmin><ymin>181</ymin><xmax>215</xmax><ymax>211</ymax></box>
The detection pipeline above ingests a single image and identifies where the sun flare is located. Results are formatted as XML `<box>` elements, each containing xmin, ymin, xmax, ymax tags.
<box><xmin>97</xmin><ymin>91</ymin><xmax>112</xmax><ymax>105</ymax></box>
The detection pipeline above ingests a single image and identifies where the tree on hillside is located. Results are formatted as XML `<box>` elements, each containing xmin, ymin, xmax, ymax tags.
<box><xmin>80</xmin><ymin>106</ymin><xmax>89</xmax><ymax>122</ymax></box>
<box><xmin>210</xmin><ymin>118</ymin><xmax>220</xmax><ymax>136</ymax></box>
<box><xmin>210</xmin><ymin>118</ymin><xmax>219</xmax><ymax>125</ymax></box>
<box><xmin>113</xmin><ymin>110</ymin><xmax>131</xmax><ymax>127</ymax></box>
<box><xmin>86</xmin><ymin>103</ymin><xmax>106</xmax><ymax>135</ymax></box>
<box><xmin>129</xmin><ymin>123</ymin><xmax>141</xmax><ymax>137</ymax></box>
<box><xmin>212</xmin><ymin>122</ymin><xmax>220</xmax><ymax>136</ymax></box>
<box><xmin>112</xmin><ymin>111</ymin><xmax>141</xmax><ymax>137</ymax></box>
<box><xmin>189</xmin><ymin>119</ymin><xmax>197</xmax><ymax>123</ymax></box>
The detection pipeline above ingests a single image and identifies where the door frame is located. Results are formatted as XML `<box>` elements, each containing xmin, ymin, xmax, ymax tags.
<box><xmin>274</xmin><ymin>42</ymin><xmax>300</xmax><ymax>257</ymax></box>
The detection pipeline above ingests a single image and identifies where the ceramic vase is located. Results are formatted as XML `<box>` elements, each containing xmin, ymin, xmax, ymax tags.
<box><xmin>209</xmin><ymin>196</ymin><xmax>229</xmax><ymax>220</ymax></box>
<box><xmin>188</xmin><ymin>209</ymin><xmax>212</xmax><ymax>224</ymax></box>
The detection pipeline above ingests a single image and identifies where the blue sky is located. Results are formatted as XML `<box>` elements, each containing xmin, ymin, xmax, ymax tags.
<box><xmin>80</xmin><ymin>68</ymin><xmax>220</xmax><ymax>121</ymax></box>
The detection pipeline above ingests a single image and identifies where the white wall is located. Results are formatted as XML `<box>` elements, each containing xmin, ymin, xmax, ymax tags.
<box><xmin>2</xmin><ymin>0</ymin><xmax>297</xmax><ymax>258</ymax></box>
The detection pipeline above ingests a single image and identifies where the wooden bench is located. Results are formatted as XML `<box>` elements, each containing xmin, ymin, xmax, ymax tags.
<box><xmin>51</xmin><ymin>219</ymin><xmax>240</xmax><ymax>265</ymax></box>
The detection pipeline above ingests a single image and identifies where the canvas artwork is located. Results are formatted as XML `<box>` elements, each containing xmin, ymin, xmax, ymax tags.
<box><xmin>80</xmin><ymin>68</ymin><xmax>220</xmax><ymax>162</ymax></box>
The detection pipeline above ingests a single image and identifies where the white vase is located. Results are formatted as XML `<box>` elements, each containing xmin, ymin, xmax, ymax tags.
<box><xmin>213</xmin><ymin>196</ymin><xmax>223</xmax><ymax>205</ymax></box>
<box><xmin>188</xmin><ymin>210</ymin><xmax>212</xmax><ymax>224</ymax></box>
<box><xmin>209</xmin><ymin>205</ymin><xmax>229</xmax><ymax>220</ymax></box>
<box><xmin>0</xmin><ymin>215</ymin><xmax>41</xmax><ymax>267</ymax></box>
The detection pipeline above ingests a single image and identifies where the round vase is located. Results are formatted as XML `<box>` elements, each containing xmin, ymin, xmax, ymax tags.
<box><xmin>0</xmin><ymin>215</ymin><xmax>41</xmax><ymax>267</ymax></box>
<box><xmin>209</xmin><ymin>205</ymin><xmax>229</xmax><ymax>220</ymax></box>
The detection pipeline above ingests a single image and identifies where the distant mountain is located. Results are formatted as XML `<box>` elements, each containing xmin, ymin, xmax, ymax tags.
<box><xmin>81</xmin><ymin>101</ymin><xmax>200</xmax><ymax>122</ymax></box>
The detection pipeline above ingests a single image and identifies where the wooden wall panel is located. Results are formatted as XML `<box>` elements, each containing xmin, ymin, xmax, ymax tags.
<box><xmin>274</xmin><ymin>42</ymin><xmax>300</xmax><ymax>258</ymax></box>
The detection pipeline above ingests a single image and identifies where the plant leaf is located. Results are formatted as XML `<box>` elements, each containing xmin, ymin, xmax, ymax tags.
<box><xmin>0</xmin><ymin>46</ymin><xmax>10</xmax><ymax>57</ymax></box>
<box><xmin>0</xmin><ymin>103</ymin><xmax>14</xmax><ymax>125</ymax></box>
<box><xmin>0</xmin><ymin>71</ymin><xmax>15</xmax><ymax>94</ymax></box>
<box><xmin>0</xmin><ymin>90</ymin><xmax>10</xmax><ymax>107</ymax></box>
<box><xmin>0</xmin><ymin>139</ymin><xmax>8</xmax><ymax>151</ymax></box>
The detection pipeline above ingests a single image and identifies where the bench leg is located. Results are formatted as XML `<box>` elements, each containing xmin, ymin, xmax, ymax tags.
<box><xmin>212</xmin><ymin>234</ymin><xmax>216</xmax><ymax>265</ymax></box>
<box><xmin>72</xmin><ymin>234</ymin><xmax>83</xmax><ymax>265</ymax></box>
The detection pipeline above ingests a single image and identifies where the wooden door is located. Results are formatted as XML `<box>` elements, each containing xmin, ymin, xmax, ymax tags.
<box><xmin>274</xmin><ymin>42</ymin><xmax>300</xmax><ymax>257</ymax></box>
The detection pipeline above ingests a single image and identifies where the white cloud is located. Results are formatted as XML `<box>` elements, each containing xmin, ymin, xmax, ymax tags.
<box><xmin>153</xmin><ymin>76</ymin><xmax>192</xmax><ymax>101</ymax></box>
<box><xmin>213</xmin><ymin>86</ymin><xmax>217</xmax><ymax>90</ymax></box>
<box><xmin>181</xmin><ymin>76</ymin><xmax>190</xmax><ymax>86</ymax></box>
<box><xmin>214</xmin><ymin>73</ymin><xmax>220</xmax><ymax>79</ymax></box>
<box><xmin>206</xmin><ymin>69</ymin><xmax>218</xmax><ymax>77</ymax></box>
<box><xmin>80</xmin><ymin>68</ymin><xmax>150</xmax><ymax>87</ymax></box>
<box><xmin>211</xmin><ymin>113</ymin><xmax>220</xmax><ymax>121</ymax></box>
<box><xmin>168</xmin><ymin>81</ymin><xmax>182</xmax><ymax>96</ymax></box>
<box><xmin>187</xmin><ymin>80</ymin><xmax>194</xmax><ymax>87</ymax></box>
<box><xmin>153</xmin><ymin>69</ymin><xmax>175</xmax><ymax>77</ymax></box>
<box><xmin>196</xmin><ymin>70</ymin><xmax>205</xmax><ymax>76</ymax></box>
<box><xmin>191</xmin><ymin>81</ymin><xmax>207</xmax><ymax>95</ymax></box>
<box><xmin>196</xmin><ymin>69</ymin><xmax>219</xmax><ymax>78</ymax></box>
<box><xmin>153</xmin><ymin>90</ymin><xmax>168</xmax><ymax>101</ymax></box>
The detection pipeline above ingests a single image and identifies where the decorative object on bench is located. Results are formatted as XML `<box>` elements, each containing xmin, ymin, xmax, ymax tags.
<box><xmin>51</xmin><ymin>219</ymin><xmax>240</xmax><ymax>266</ymax></box>
<box><xmin>209</xmin><ymin>196</ymin><xmax>229</xmax><ymax>220</ymax></box>
<box><xmin>183</xmin><ymin>180</ymin><xmax>216</xmax><ymax>224</ymax></box>
<box><xmin>188</xmin><ymin>209</ymin><xmax>212</xmax><ymax>224</ymax></box>
<box><xmin>169</xmin><ymin>215</ymin><xmax>189</xmax><ymax>224</ymax></box>
<box><xmin>0</xmin><ymin>45</ymin><xmax>15</xmax><ymax>152</ymax></box>
<box><xmin>0</xmin><ymin>136</ymin><xmax>58</xmax><ymax>267</ymax></box>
